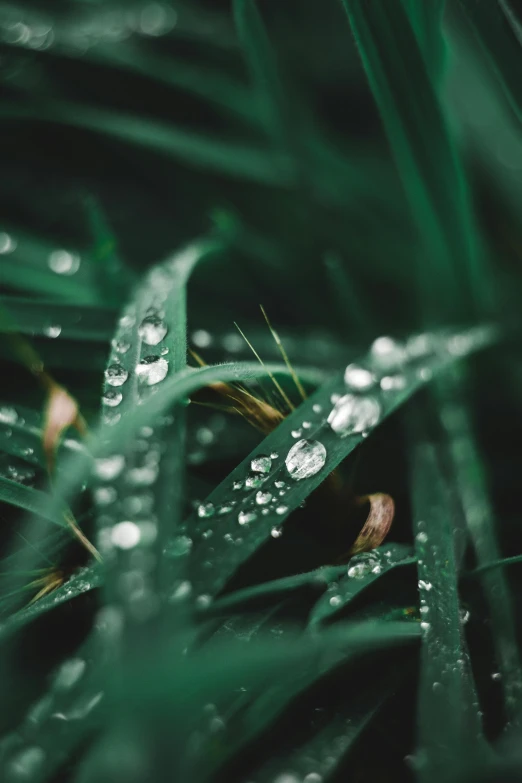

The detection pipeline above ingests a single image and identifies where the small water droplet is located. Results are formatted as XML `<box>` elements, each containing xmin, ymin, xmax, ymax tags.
<box><xmin>245</xmin><ymin>472</ymin><xmax>266</xmax><ymax>489</ymax></box>
<box><xmin>54</xmin><ymin>658</ymin><xmax>86</xmax><ymax>690</ymax></box>
<box><xmin>416</xmin><ymin>531</ymin><xmax>428</xmax><ymax>544</ymax></box>
<box><xmin>196</xmin><ymin>427</ymin><xmax>214</xmax><ymax>446</ymax></box>
<box><xmin>491</xmin><ymin>672</ymin><xmax>502</xmax><ymax>681</ymax></box>
<box><xmin>271</xmin><ymin>526</ymin><xmax>283</xmax><ymax>538</ymax></box>
<box><xmin>344</xmin><ymin>364</ymin><xmax>375</xmax><ymax>391</ymax></box>
<box><xmin>304</xmin><ymin>774</ymin><xmax>324</xmax><ymax>783</ymax></box>
<box><xmin>112</xmin><ymin>339</ymin><xmax>130</xmax><ymax>354</ymax></box>
<box><xmin>460</xmin><ymin>608</ymin><xmax>470</xmax><ymax>625</ymax></box>
<box><xmin>94</xmin><ymin>454</ymin><xmax>125</xmax><ymax>480</ymax></box>
<box><xmin>255</xmin><ymin>491</ymin><xmax>272</xmax><ymax>505</ymax></box>
<box><xmin>111</xmin><ymin>521</ymin><xmax>141</xmax><ymax>549</ymax></box>
<box><xmin>274</xmin><ymin>480</ymin><xmax>286</xmax><ymax>489</ymax></box>
<box><xmin>48</xmin><ymin>249</ymin><xmax>80</xmax><ymax>275</ymax></box>
<box><xmin>420</xmin><ymin>605</ymin><xmax>429</xmax><ymax>615</ymax></box>
<box><xmin>420</xmin><ymin>621</ymin><xmax>430</xmax><ymax>632</ymax></box>
<box><xmin>192</xmin><ymin>329</ymin><xmax>212</xmax><ymax>348</ymax></box>
<box><xmin>105</xmin><ymin>363</ymin><xmax>128</xmax><ymax>387</ymax></box>
<box><xmin>312</xmin><ymin>404</ymin><xmax>322</xmax><ymax>414</ymax></box>
<box><xmin>285</xmin><ymin>439</ymin><xmax>326</xmax><ymax>480</ymax></box>
<box><xmin>270</xmin><ymin>451</ymin><xmax>279</xmax><ymax>459</ymax></box>
<box><xmin>251</xmin><ymin>455</ymin><xmax>272</xmax><ymax>474</ymax></box>
<box><xmin>197</xmin><ymin>502</ymin><xmax>215</xmax><ymax>518</ymax></box>
<box><xmin>327</xmin><ymin>394</ymin><xmax>381</xmax><ymax>437</ymax></box>
<box><xmin>370</xmin><ymin>336</ymin><xmax>406</xmax><ymax>370</ymax></box>
<box><xmin>44</xmin><ymin>324</ymin><xmax>62</xmax><ymax>338</ymax></box>
<box><xmin>275</xmin><ymin>505</ymin><xmax>288</xmax><ymax>515</ymax></box>
<box><xmin>164</xmin><ymin>535</ymin><xmax>193</xmax><ymax>557</ymax></box>
<box><xmin>170</xmin><ymin>580</ymin><xmax>192</xmax><ymax>602</ymax></box>
<box><xmin>418</xmin><ymin>580</ymin><xmax>433</xmax><ymax>591</ymax></box>
<box><xmin>302</xmin><ymin>421</ymin><xmax>311</xmax><ymax>429</ymax></box>
<box><xmin>380</xmin><ymin>375</ymin><xmax>406</xmax><ymax>391</ymax></box>
<box><xmin>0</xmin><ymin>406</ymin><xmax>18</xmax><ymax>425</ymax></box>
<box><xmin>138</xmin><ymin>315</ymin><xmax>168</xmax><ymax>346</ymax></box>
<box><xmin>93</xmin><ymin>486</ymin><xmax>117</xmax><ymax>506</ymax></box>
<box><xmin>136</xmin><ymin>355</ymin><xmax>168</xmax><ymax>385</ymax></box>
<box><xmin>232</xmin><ymin>480</ymin><xmax>243</xmax><ymax>491</ymax></box>
<box><xmin>291</xmin><ymin>429</ymin><xmax>302</xmax><ymax>438</ymax></box>
<box><xmin>196</xmin><ymin>594</ymin><xmax>212</xmax><ymax>609</ymax></box>
<box><xmin>329</xmin><ymin>595</ymin><xmax>342</xmax><ymax>607</ymax></box>
<box><xmin>238</xmin><ymin>510</ymin><xmax>257</xmax><ymax>525</ymax></box>
<box><xmin>432</xmin><ymin>681</ymin><xmax>443</xmax><ymax>692</ymax></box>
<box><xmin>217</xmin><ymin>503</ymin><xmax>234</xmax><ymax>515</ymax></box>
<box><xmin>0</xmin><ymin>232</ymin><xmax>16</xmax><ymax>254</ymax></box>
<box><xmin>103</xmin><ymin>389</ymin><xmax>123</xmax><ymax>407</ymax></box>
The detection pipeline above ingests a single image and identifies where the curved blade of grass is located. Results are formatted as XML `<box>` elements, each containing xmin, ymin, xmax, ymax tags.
<box><xmin>339</xmin><ymin>0</ymin><xmax>486</xmax><ymax>319</ymax></box>
<box><xmin>437</xmin><ymin>366</ymin><xmax>522</xmax><ymax>720</ymax></box>
<box><xmin>457</xmin><ymin>0</ymin><xmax>522</xmax><ymax>124</ymax></box>
<box><xmin>0</xmin><ymin>476</ymin><xmax>74</xmax><ymax>530</ymax></box>
<box><xmin>308</xmin><ymin>543</ymin><xmax>415</xmax><ymax>628</ymax></box>
<box><xmin>402</xmin><ymin>0</ymin><xmax>447</xmax><ymax>78</ymax></box>
<box><xmin>0</xmin><ymin>298</ymin><xmax>116</xmax><ymax>343</ymax></box>
<box><xmin>176</xmin><ymin>327</ymin><xmax>494</xmax><ymax>600</ymax></box>
<box><xmin>84</xmin><ymin>195</ymin><xmax>134</xmax><ymax>307</ymax></box>
<box><xmin>409</xmin><ymin>402</ymin><xmax>489</xmax><ymax>782</ymax></box>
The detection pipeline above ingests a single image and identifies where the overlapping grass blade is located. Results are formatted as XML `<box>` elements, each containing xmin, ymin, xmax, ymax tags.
<box><xmin>0</xmin><ymin>298</ymin><xmax>116</xmax><ymax>343</ymax></box>
<box><xmin>339</xmin><ymin>0</ymin><xmax>486</xmax><ymax>319</ymax></box>
<box><xmin>410</xmin><ymin>402</ymin><xmax>489</xmax><ymax>782</ymax></box>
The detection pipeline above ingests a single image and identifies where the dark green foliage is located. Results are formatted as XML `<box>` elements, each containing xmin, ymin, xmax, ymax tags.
<box><xmin>1</xmin><ymin>1</ymin><xmax>522</xmax><ymax>781</ymax></box>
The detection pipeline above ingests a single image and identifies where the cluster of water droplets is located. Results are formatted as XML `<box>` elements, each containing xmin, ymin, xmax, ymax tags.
<box><xmin>0</xmin><ymin>2</ymin><xmax>176</xmax><ymax>56</ymax></box>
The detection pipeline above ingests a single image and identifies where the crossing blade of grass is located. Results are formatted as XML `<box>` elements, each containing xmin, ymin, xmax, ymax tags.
<box><xmin>308</xmin><ymin>543</ymin><xmax>415</xmax><ymax>628</ymax></box>
<box><xmin>409</xmin><ymin>402</ymin><xmax>489</xmax><ymax>783</ymax></box>
<box><xmin>84</xmin><ymin>196</ymin><xmax>134</xmax><ymax>307</ymax></box>
<box><xmin>93</xmin><ymin>239</ymin><xmax>221</xmax><ymax>619</ymax></box>
<box><xmin>176</xmin><ymin>327</ymin><xmax>494</xmax><ymax>600</ymax></box>
<box><xmin>437</xmin><ymin>367</ymin><xmax>522</xmax><ymax>720</ymax></box>
<box><xmin>339</xmin><ymin>0</ymin><xmax>486</xmax><ymax>320</ymax></box>
<box><xmin>0</xmin><ymin>298</ymin><xmax>116</xmax><ymax>343</ymax></box>
<box><xmin>0</xmin><ymin>476</ymin><xmax>75</xmax><ymax>532</ymax></box>
<box><xmin>402</xmin><ymin>0</ymin><xmax>448</xmax><ymax>79</ymax></box>
<box><xmin>457</xmin><ymin>0</ymin><xmax>522</xmax><ymax>124</ymax></box>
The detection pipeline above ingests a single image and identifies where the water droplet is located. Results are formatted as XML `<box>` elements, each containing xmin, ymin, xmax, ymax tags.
<box><xmin>327</xmin><ymin>394</ymin><xmax>381</xmax><ymax>437</ymax></box>
<box><xmin>232</xmin><ymin>480</ymin><xmax>243</xmax><ymax>491</ymax></box>
<box><xmin>312</xmin><ymin>404</ymin><xmax>322</xmax><ymax>414</ymax></box>
<box><xmin>418</xmin><ymin>580</ymin><xmax>433</xmax><ymax>591</ymax></box>
<box><xmin>136</xmin><ymin>355</ymin><xmax>168</xmax><ymax>385</ymax></box>
<box><xmin>271</xmin><ymin>526</ymin><xmax>283</xmax><ymax>538</ymax></box>
<box><xmin>432</xmin><ymin>681</ymin><xmax>443</xmax><ymax>692</ymax></box>
<box><xmin>407</xmin><ymin>333</ymin><xmax>431</xmax><ymax>358</ymax></box>
<box><xmin>7</xmin><ymin>746</ymin><xmax>45</xmax><ymax>780</ymax></box>
<box><xmin>420</xmin><ymin>606</ymin><xmax>429</xmax><ymax>615</ymax></box>
<box><xmin>93</xmin><ymin>486</ymin><xmax>117</xmax><ymax>506</ymax></box>
<box><xmin>380</xmin><ymin>375</ymin><xmax>406</xmax><ymax>391</ymax></box>
<box><xmin>420</xmin><ymin>621</ymin><xmax>430</xmax><ymax>632</ymax></box>
<box><xmin>164</xmin><ymin>535</ymin><xmax>193</xmax><ymax>557</ymax></box>
<box><xmin>192</xmin><ymin>329</ymin><xmax>212</xmax><ymax>348</ymax></box>
<box><xmin>138</xmin><ymin>315</ymin><xmax>168</xmax><ymax>346</ymax></box>
<box><xmin>217</xmin><ymin>503</ymin><xmax>234</xmax><ymax>515</ymax></box>
<box><xmin>238</xmin><ymin>510</ymin><xmax>257</xmax><ymax>525</ymax></box>
<box><xmin>255</xmin><ymin>491</ymin><xmax>272</xmax><ymax>505</ymax></box>
<box><xmin>304</xmin><ymin>774</ymin><xmax>323</xmax><ymax>783</ymax></box>
<box><xmin>245</xmin><ymin>472</ymin><xmax>266</xmax><ymax>489</ymax></box>
<box><xmin>270</xmin><ymin>451</ymin><xmax>279</xmax><ymax>459</ymax></box>
<box><xmin>0</xmin><ymin>406</ymin><xmax>18</xmax><ymax>425</ymax></box>
<box><xmin>251</xmin><ymin>455</ymin><xmax>272</xmax><ymax>474</ymax></box>
<box><xmin>105</xmin><ymin>363</ymin><xmax>128</xmax><ymax>387</ymax></box>
<box><xmin>197</xmin><ymin>502</ymin><xmax>215</xmax><ymax>518</ymax></box>
<box><xmin>197</xmin><ymin>427</ymin><xmax>214</xmax><ymax>446</ymax></box>
<box><xmin>416</xmin><ymin>531</ymin><xmax>428</xmax><ymax>544</ymax></box>
<box><xmin>344</xmin><ymin>364</ymin><xmax>375</xmax><ymax>391</ymax></box>
<box><xmin>329</xmin><ymin>595</ymin><xmax>342</xmax><ymax>607</ymax></box>
<box><xmin>286</xmin><ymin>439</ymin><xmax>326</xmax><ymax>480</ymax></box>
<box><xmin>119</xmin><ymin>313</ymin><xmax>136</xmax><ymax>329</ymax></box>
<box><xmin>491</xmin><ymin>672</ymin><xmax>502</xmax><ymax>681</ymax></box>
<box><xmin>0</xmin><ymin>232</ymin><xmax>16</xmax><ymax>254</ymax></box>
<box><xmin>48</xmin><ymin>249</ymin><xmax>80</xmax><ymax>275</ymax></box>
<box><xmin>54</xmin><ymin>658</ymin><xmax>86</xmax><ymax>690</ymax></box>
<box><xmin>460</xmin><ymin>608</ymin><xmax>470</xmax><ymax>625</ymax></box>
<box><xmin>274</xmin><ymin>480</ymin><xmax>285</xmax><ymax>489</ymax></box>
<box><xmin>94</xmin><ymin>454</ymin><xmax>125</xmax><ymax>480</ymax></box>
<box><xmin>275</xmin><ymin>505</ymin><xmax>288</xmax><ymax>515</ymax></box>
<box><xmin>44</xmin><ymin>324</ymin><xmax>61</xmax><ymax>338</ymax></box>
<box><xmin>170</xmin><ymin>580</ymin><xmax>192</xmax><ymax>602</ymax></box>
<box><xmin>127</xmin><ymin>465</ymin><xmax>158</xmax><ymax>487</ymax></box>
<box><xmin>103</xmin><ymin>389</ymin><xmax>123</xmax><ymax>407</ymax></box>
<box><xmin>291</xmin><ymin>429</ymin><xmax>302</xmax><ymax>438</ymax></box>
<box><xmin>302</xmin><ymin>421</ymin><xmax>311</xmax><ymax>429</ymax></box>
<box><xmin>196</xmin><ymin>594</ymin><xmax>212</xmax><ymax>609</ymax></box>
<box><xmin>370</xmin><ymin>336</ymin><xmax>406</xmax><ymax>370</ymax></box>
<box><xmin>112</xmin><ymin>339</ymin><xmax>130</xmax><ymax>354</ymax></box>
<box><xmin>111</xmin><ymin>521</ymin><xmax>141</xmax><ymax>549</ymax></box>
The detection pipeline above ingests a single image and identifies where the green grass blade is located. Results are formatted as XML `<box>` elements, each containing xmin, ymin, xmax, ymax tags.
<box><xmin>0</xmin><ymin>298</ymin><xmax>116</xmax><ymax>343</ymax></box>
<box><xmin>402</xmin><ymin>0</ymin><xmax>448</xmax><ymax>78</ymax></box>
<box><xmin>410</xmin><ymin>402</ymin><xmax>489</xmax><ymax>782</ymax></box>
<box><xmin>0</xmin><ymin>476</ymin><xmax>72</xmax><ymax>531</ymax></box>
<box><xmin>339</xmin><ymin>0</ymin><xmax>486</xmax><ymax>320</ymax></box>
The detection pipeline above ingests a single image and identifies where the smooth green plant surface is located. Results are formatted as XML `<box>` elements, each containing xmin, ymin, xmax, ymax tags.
<box><xmin>1</xmin><ymin>1</ymin><xmax>522</xmax><ymax>781</ymax></box>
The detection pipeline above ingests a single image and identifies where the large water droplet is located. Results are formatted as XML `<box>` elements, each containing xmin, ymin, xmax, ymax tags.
<box><xmin>138</xmin><ymin>315</ymin><xmax>168</xmax><ymax>346</ymax></box>
<box><xmin>285</xmin><ymin>439</ymin><xmax>327</xmax><ymax>480</ymax></box>
<box><xmin>103</xmin><ymin>390</ymin><xmax>123</xmax><ymax>407</ymax></box>
<box><xmin>44</xmin><ymin>324</ymin><xmax>62</xmax><ymax>338</ymax></box>
<box><xmin>344</xmin><ymin>364</ymin><xmax>375</xmax><ymax>391</ymax></box>
<box><xmin>105</xmin><ymin>363</ymin><xmax>128</xmax><ymax>387</ymax></box>
<box><xmin>94</xmin><ymin>454</ymin><xmax>125</xmax><ymax>480</ymax></box>
<box><xmin>48</xmin><ymin>249</ymin><xmax>81</xmax><ymax>276</ymax></box>
<box><xmin>251</xmin><ymin>455</ymin><xmax>272</xmax><ymax>474</ymax></box>
<box><xmin>136</xmin><ymin>355</ymin><xmax>168</xmax><ymax>385</ymax></box>
<box><xmin>370</xmin><ymin>336</ymin><xmax>406</xmax><ymax>370</ymax></box>
<box><xmin>238</xmin><ymin>510</ymin><xmax>257</xmax><ymax>525</ymax></box>
<box><xmin>111</xmin><ymin>521</ymin><xmax>141</xmax><ymax>549</ymax></box>
<box><xmin>327</xmin><ymin>394</ymin><xmax>381</xmax><ymax>437</ymax></box>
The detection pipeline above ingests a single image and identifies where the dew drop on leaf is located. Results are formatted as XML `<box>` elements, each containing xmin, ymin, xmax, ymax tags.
<box><xmin>245</xmin><ymin>472</ymin><xmax>266</xmax><ymax>489</ymax></box>
<box><xmin>111</xmin><ymin>521</ymin><xmax>141</xmax><ymax>549</ymax></box>
<box><xmin>105</xmin><ymin>363</ymin><xmax>128</xmax><ymax>387</ymax></box>
<box><xmin>48</xmin><ymin>249</ymin><xmax>81</xmax><ymax>276</ymax></box>
<box><xmin>238</xmin><ymin>510</ymin><xmax>257</xmax><ymax>525</ymax></box>
<box><xmin>250</xmin><ymin>455</ymin><xmax>272</xmax><ymax>474</ymax></box>
<box><xmin>138</xmin><ymin>315</ymin><xmax>168</xmax><ymax>346</ymax></box>
<box><xmin>94</xmin><ymin>454</ymin><xmax>125</xmax><ymax>480</ymax></box>
<box><xmin>103</xmin><ymin>390</ymin><xmax>123</xmax><ymax>407</ymax></box>
<box><xmin>255</xmin><ymin>491</ymin><xmax>272</xmax><ymax>505</ymax></box>
<box><xmin>285</xmin><ymin>439</ymin><xmax>327</xmax><ymax>480</ymax></box>
<box><xmin>344</xmin><ymin>364</ymin><xmax>375</xmax><ymax>391</ymax></box>
<box><xmin>136</xmin><ymin>355</ymin><xmax>168</xmax><ymax>385</ymax></box>
<box><xmin>327</xmin><ymin>394</ymin><xmax>381</xmax><ymax>437</ymax></box>
<box><xmin>164</xmin><ymin>535</ymin><xmax>193</xmax><ymax>558</ymax></box>
<box><xmin>197</xmin><ymin>502</ymin><xmax>215</xmax><ymax>519</ymax></box>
